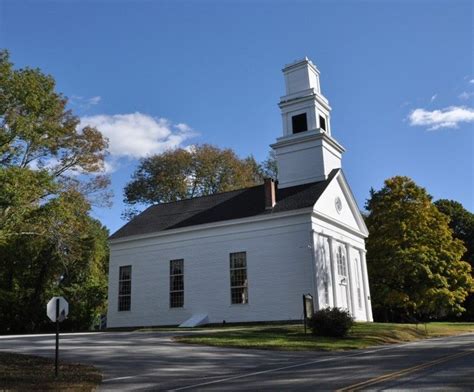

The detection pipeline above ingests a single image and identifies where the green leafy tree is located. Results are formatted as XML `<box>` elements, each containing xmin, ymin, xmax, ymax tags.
<box><xmin>0</xmin><ymin>190</ymin><xmax>109</xmax><ymax>332</ymax></box>
<box><xmin>260</xmin><ymin>150</ymin><xmax>278</xmax><ymax>181</ymax></box>
<box><xmin>365</xmin><ymin>176</ymin><xmax>474</xmax><ymax>322</ymax></box>
<box><xmin>123</xmin><ymin>144</ymin><xmax>263</xmax><ymax>218</ymax></box>
<box><xmin>434</xmin><ymin>199</ymin><xmax>474</xmax><ymax>320</ymax></box>
<box><xmin>0</xmin><ymin>51</ymin><xmax>107</xmax><ymax>174</ymax></box>
<box><xmin>0</xmin><ymin>50</ymin><xmax>110</xmax><ymax>332</ymax></box>
<box><xmin>0</xmin><ymin>167</ymin><xmax>57</xmax><ymax>244</ymax></box>
<box><xmin>434</xmin><ymin>200</ymin><xmax>474</xmax><ymax>265</ymax></box>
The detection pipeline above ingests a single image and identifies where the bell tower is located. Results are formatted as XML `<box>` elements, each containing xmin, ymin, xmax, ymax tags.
<box><xmin>271</xmin><ymin>58</ymin><xmax>345</xmax><ymax>188</ymax></box>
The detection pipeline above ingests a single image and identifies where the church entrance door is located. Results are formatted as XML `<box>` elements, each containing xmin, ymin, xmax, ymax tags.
<box><xmin>339</xmin><ymin>279</ymin><xmax>348</xmax><ymax>310</ymax></box>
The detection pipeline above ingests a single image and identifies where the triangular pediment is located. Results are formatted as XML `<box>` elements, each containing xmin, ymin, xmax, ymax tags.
<box><xmin>313</xmin><ymin>171</ymin><xmax>368</xmax><ymax>236</ymax></box>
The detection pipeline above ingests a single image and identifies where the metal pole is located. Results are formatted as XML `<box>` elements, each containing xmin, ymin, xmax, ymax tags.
<box><xmin>55</xmin><ymin>298</ymin><xmax>59</xmax><ymax>378</ymax></box>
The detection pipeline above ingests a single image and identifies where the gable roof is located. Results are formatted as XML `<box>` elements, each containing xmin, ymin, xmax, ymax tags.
<box><xmin>110</xmin><ymin>169</ymin><xmax>340</xmax><ymax>240</ymax></box>
<box><xmin>312</xmin><ymin>171</ymin><xmax>369</xmax><ymax>237</ymax></box>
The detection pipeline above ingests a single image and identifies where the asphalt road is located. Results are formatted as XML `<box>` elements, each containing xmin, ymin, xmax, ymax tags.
<box><xmin>1</xmin><ymin>330</ymin><xmax>473</xmax><ymax>391</ymax></box>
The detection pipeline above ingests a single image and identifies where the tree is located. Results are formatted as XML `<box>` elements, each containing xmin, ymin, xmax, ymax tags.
<box><xmin>365</xmin><ymin>176</ymin><xmax>474</xmax><ymax>322</ymax></box>
<box><xmin>434</xmin><ymin>200</ymin><xmax>474</xmax><ymax>265</ymax></box>
<box><xmin>0</xmin><ymin>190</ymin><xmax>109</xmax><ymax>332</ymax></box>
<box><xmin>123</xmin><ymin>144</ymin><xmax>263</xmax><ymax>218</ymax></box>
<box><xmin>260</xmin><ymin>150</ymin><xmax>278</xmax><ymax>180</ymax></box>
<box><xmin>434</xmin><ymin>199</ymin><xmax>474</xmax><ymax>320</ymax></box>
<box><xmin>0</xmin><ymin>50</ymin><xmax>110</xmax><ymax>332</ymax></box>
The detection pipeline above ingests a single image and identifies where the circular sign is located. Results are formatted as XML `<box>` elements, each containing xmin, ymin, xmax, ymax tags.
<box><xmin>335</xmin><ymin>197</ymin><xmax>343</xmax><ymax>213</ymax></box>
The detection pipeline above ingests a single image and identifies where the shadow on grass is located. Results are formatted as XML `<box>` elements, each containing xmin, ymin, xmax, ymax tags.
<box><xmin>0</xmin><ymin>352</ymin><xmax>101</xmax><ymax>391</ymax></box>
<box><xmin>174</xmin><ymin>322</ymin><xmax>474</xmax><ymax>352</ymax></box>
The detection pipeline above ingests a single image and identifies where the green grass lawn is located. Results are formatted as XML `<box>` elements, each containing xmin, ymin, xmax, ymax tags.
<box><xmin>0</xmin><ymin>352</ymin><xmax>102</xmax><ymax>391</ymax></box>
<box><xmin>173</xmin><ymin>322</ymin><xmax>474</xmax><ymax>351</ymax></box>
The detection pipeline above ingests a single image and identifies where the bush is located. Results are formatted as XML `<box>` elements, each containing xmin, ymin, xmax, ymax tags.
<box><xmin>308</xmin><ymin>307</ymin><xmax>354</xmax><ymax>337</ymax></box>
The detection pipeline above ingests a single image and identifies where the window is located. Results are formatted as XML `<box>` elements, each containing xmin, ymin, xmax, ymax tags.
<box><xmin>170</xmin><ymin>259</ymin><xmax>184</xmax><ymax>308</ymax></box>
<box><xmin>319</xmin><ymin>115</ymin><xmax>327</xmax><ymax>131</ymax></box>
<box><xmin>323</xmin><ymin>281</ymin><xmax>330</xmax><ymax>305</ymax></box>
<box><xmin>118</xmin><ymin>266</ymin><xmax>131</xmax><ymax>311</ymax></box>
<box><xmin>336</xmin><ymin>246</ymin><xmax>347</xmax><ymax>277</ymax></box>
<box><xmin>292</xmin><ymin>113</ymin><xmax>308</xmax><ymax>134</ymax></box>
<box><xmin>230</xmin><ymin>252</ymin><xmax>248</xmax><ymax>304</ymax></box>
<box><xmin>355</xmin><ymin>258</ymin><xmax>363</xmax><ymax>309</ymax></box>
<box><xmin>318</xmin><ymin>235</ymin><xmax>331</xmax><ymax>306</ymax></box>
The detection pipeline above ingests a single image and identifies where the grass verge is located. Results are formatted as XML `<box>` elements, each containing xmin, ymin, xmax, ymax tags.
<box><xmin>173</xmin><ymin>322</ymin><xmax>474</xmax><ymax>351</ymax></box>
<box><xmin>0</xmin><ymin>352</ymin><xmax>102</xmax><ymax>391</ymax></box>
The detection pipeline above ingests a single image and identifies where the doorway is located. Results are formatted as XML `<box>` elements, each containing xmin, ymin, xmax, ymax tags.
<box><xmin>336</xmin><ymin>244</ymin><xmax>349</xmax><ymax>311</ymax></box>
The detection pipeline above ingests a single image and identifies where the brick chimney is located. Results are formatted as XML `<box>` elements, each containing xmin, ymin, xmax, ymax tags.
<box><xmin>264</xmin><ymin>178</ymin><xmax>276</xmax><ymax>209</ymax></box>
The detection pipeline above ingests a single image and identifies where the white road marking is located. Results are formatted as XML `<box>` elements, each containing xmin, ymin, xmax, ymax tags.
<box><xmin>103</xmin><ymin>376</ymin><xmax>135</xmax><ymax>382</ymax></box>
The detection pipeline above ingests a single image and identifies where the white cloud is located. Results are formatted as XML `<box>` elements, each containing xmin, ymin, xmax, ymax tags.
<box><xmin>470</xmin><ymin>79</ymin><xmax>474</xmax><ymax>84</ymax></box>
<box><xmin>88</xmin><ymin>96</ymin><xmax>101</xmax><ymax>105</ymax></box>
<box><xmin>102</xmin><ymin>159</ymin><xmax>117</xmax><ymax>174</ymax></box>
<box><xmin>430</xmin><ymin>94</ymin><xmax>437</xmax><ymax>102</ymax></box>
<box><xmin>70</xmin><ymin>95</ymin><xmax>102</xmax><ymax>108</ymax></box>
<box><xmin>408</xmin><ymin>106</ymin><xmax>474</xmax><ymax>130</ymax></box>
<box><xmin>28</xmin><ymin>156</ymin><xmax>85</xmax><ymax>176</ymax></box>
<box><xmin>80</xmin><ymin>112</ymin><xmax>196</xmax><ymax>160</ymax></box>
<box><xmin>28</xmin><ymin>157</ymin><xmax>59</xmax><ymax>171</ymax></box>
<box><xmin>459</xmin><ymin>91</ymin><xmax>474</xmax><ymax>100</ymax></box>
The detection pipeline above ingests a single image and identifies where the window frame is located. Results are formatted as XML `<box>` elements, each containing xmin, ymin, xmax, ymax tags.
<box><xmin>118</xmin><ymin>265</ymin><xmax>132</xmax><ymax>312</ymax></box>
<box><xmin>319</xmin><ymin>115</ymin><xmax>327</xmax><ymax>131</ymax></box>
<box><xmin>319</xmin><ymin>234</ymin><xmax>332</xmax><ymax>306</ymax></box>
<box><xmin>336</xmin><ymin>245</ymin><xmax>347</xmax><ymax>277</ymax></box>
<box><xmin>229</xmin><ymin>252</ymin><xmax>248</xmax><ymax>305</ymax></box>
<box><xmin>291</xmin><ymin>113</ymin><xmax>308</xmax><ymax>134</ymax></box>
<box><xmin>169</xmin><ymin>259</ymin><xmax>184</xmax><ymax>308</ymax></box>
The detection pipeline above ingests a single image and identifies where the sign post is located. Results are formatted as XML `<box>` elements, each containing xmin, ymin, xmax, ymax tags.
<box><xmin>302</xmin><ymin>294</ymin><xmax>314</xmax><ymax>335</ymax></box>
<box><xmin>47</xmin><ymin>296</ymin><xmax>69</xmax><ymax>378</ymax></box>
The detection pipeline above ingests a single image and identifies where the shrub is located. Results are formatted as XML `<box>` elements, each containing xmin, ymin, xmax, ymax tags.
<box><xmin>308</xmin><ymin>307</ymin><xmax>354</xmax><ymax>337</ymax></box>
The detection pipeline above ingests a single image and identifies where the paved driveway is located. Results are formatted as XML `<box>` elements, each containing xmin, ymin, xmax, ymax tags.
<box><xmin>1</xmin><ymin>330</ymin><xmax>473</xmax><ymax>390</ymax></box>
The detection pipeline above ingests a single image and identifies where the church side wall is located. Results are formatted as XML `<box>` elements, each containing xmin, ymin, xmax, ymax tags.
<box><xmin>107</xmin><ymin>212</ymin><xmax>314</xmax><ymax>328</ymax></box>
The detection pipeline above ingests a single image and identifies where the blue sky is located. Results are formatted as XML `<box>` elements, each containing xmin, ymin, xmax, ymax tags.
<box><xmin>1</xmin><ymin>0</ymin><xmax>473</xmax><ymax>233</ymax></box>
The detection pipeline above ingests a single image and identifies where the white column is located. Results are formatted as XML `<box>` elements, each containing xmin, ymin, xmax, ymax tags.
<box><xmin>345</xmin><ymin>243</ymin><xmax>356</xmax><ymax>317</ymax></box>
<box><xmin>360</xmin><ymin>249</ymin><xmax>373</xmax><ymax>322</ymax></box>
<box><xmin>309</xmin><ymin>230</ymin><xmax>318</xmax><ymax>309</ymax></box>
<box><xmin>328</xmin><ymin>237</ymin><xmax>338</xmax><ymax>308</ymax></box>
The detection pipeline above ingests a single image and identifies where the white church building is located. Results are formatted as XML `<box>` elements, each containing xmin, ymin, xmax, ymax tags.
<box><xmin>107</xmin><ymin>58</ymin><xmax>373</xmax><ymax>328</ymax></box>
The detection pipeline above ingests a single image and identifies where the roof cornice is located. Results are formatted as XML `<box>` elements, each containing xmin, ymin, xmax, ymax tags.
<box><xmin>278</xmin><ymin>91</ymin><xmax>330</xmax><ymax>110</ymax></box>
<box><xmin>109</xmin><ymin>207</ymin><xmax>313</xmax><ymax>245</ymax></box>
<box><xmin>270</xmin><ymin>130</ymin><xmax>345</xmax><ymax>154</ymax></box>
<box><xmin>282</xmin><ymin>57</ymin><xmax>320</xmax><ymax>74</ymax></box>
<box><xmin>312</xmin><ymin>210</ymin><xmax>368</xmax><ymax>239</ymax></box>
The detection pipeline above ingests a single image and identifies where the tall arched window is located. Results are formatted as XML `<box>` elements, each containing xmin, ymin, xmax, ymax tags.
<box><xmin>355</xmin><ymin>257</ymin><xmax>362</xmax><ymax>309</ymax></box>
<box><xmin>319</xmin><ymin>235</ymin><xmax>331</xmax><ymax>306</ymax></box>
<box><xmin>337</xmin><ymin>245</ymin><xmax>347</xmax><ymax>277</ymax></box>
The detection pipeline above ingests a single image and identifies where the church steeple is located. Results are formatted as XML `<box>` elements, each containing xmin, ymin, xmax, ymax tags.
<box><xmin>271</xmin><ymin>58</ymin><xmax>345</xmax><ymax>188</ymax></box>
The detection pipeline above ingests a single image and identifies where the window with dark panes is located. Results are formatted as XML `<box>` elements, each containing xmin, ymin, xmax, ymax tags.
<box><xmin>336</xmin><ymin>246</ymin><xmax>347</xmax><ymax>277</ymax></box>
<box><xmin>319</xmin><ymin>115</ymin><xmax>327</xmax><ymax>131</ymax></box>
<box><xmin>170</xmin><ymin>259</ymin><xmax>184</xmax><ymax>308</ymax></box>
<box><xmin>118</xmin><ymin>265</ymin><xmax>132</xmax><ymax>311</ymax></box>
<box><xmin>292</xmin><ymin>113</ymin><xmax>308</xmax><ymax>134</ymax></box>
<box><xmin>230</xmin><ymin>252</ymin><xmax>248</xmax><ymax>304</ymax></box>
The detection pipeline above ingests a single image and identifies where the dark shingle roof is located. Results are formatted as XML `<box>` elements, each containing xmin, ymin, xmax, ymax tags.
<box><xmin>110</xmin><ymin>169</ymin><xmax>339</xmax><ymax>240</ymax></box>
